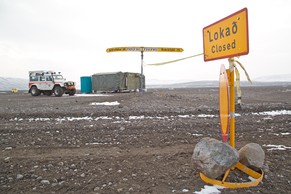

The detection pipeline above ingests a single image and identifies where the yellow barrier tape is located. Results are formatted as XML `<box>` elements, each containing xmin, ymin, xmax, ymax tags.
<box><xmin>234</xmin><ymin>59</ymin><xmax>252</xmax><ymax>84</ymax></box>
<box><xmin>145</xmin><ymin>53</ymin><xmax>204</xmax><ymax>66</ymax></box>
<box><xmin>228</xmin><ymin>57</ymin><xmax>252</xmax><ymax>106</ymax></box>
<box><xmin>235</xmin><ymin>67</ymin><xmax>242</xmax><ymax>106</ymax></box>
<box><xmin>144</xmin><ymin>53</ymin><xmax>251</xmax><ymax>107</ymax></box>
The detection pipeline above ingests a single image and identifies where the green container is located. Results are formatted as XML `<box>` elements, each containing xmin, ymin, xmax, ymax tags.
<box><xmin>92</xmin><ymin>72</ymin><xmax>145</xmax><ymax>93</ymax></box>
<box><xmin>80</xmin><ymin>76</ymin><xmax>92</xmax><ymax>93</ymax></box>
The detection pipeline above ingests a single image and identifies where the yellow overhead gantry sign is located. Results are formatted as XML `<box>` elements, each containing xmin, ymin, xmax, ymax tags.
<box><xmin>106</xmin><ymin>47</ymin><xmax>184</xmax><ymax>53</ymax></box>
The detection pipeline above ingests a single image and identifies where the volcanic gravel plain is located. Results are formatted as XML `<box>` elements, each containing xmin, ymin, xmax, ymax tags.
<box><xmin>0</xmin><ymin>86</ymin><xmax>291</xmax><ymax>194</ymax></box>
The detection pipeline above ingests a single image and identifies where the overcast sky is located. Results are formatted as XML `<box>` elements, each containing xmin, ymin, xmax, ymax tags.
<box><xmin>0</xmin><ymin>0</ymin><xmax>290</xmax><ymax>85</ymax></box>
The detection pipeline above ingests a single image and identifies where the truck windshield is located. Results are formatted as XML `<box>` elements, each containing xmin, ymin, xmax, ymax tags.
<box><xmin>53</xmin><ymin>75</ymin><xmax>63</xmax><ymax>80</ymax></box>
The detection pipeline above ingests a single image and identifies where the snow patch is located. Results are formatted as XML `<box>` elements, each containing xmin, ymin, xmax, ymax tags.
<box><xmin>248</xmin><ymin>176</ymin><xmax>256</xmax><ymax>182</ymax></box>
<box><xmin>192</xmin><ymin>133</ymin><xmax>203</xmax><ymax>137</ymax></box>
<box><xmin>28</xmin><ymin>118</ymin><xmax>50</xmax><ymax>122</ymax></box>
<box><xmin>129</xmin><ymin>115</ymin><xmax>145</xmax><ymax>120</ymax></box>
<box><xmin>90</xmin><ymin>101</ymin><xmax>120</xmax><ymax>106</ymax></box>
<box><xmin>85</xmin><ymin>142</ymin><xmax>121</xmax><ymax>145</ymax></box>
<box><xmin>194</xmin><ymin>185</ymin><xmax>223</xmax><ymax>194</ymax></box>
<box><xmin>95</xmin><ymin>116</ymin><xmax>114</xmax><ymax>120</ymax></box>
<box><xmin>198</xmin><ymin>114</ymin><xmax>216</xmax><ymax>118</ymax></box>
<box><xmin>263</xmin><ymin>144</ymin><xmax>291</xmax><ymax>151</ymax></box>
<box><xmin>178</xmin><ymin>115</ymin><xmax>191</xmax><ymax>118</ymax></box>
<box><xmin>11</xmin><ymin>109</ymin><xmax>291</xmax><ymax>124</ymax></box>
<box><xmin>235</xmin><ymin>113</ymin><xmax>241</xmax><ymax>117</ymax></box>
<box><xmin>252</xmin><ymin>110</ymin><xmax>291</xmax><ymax>116</ymax></box>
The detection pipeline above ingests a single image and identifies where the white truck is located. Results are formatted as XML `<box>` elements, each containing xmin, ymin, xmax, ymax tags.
<box><xmin>28</xmin><ymin>71</ymin><xmax>76</xmax><ymax>97</ymax></box>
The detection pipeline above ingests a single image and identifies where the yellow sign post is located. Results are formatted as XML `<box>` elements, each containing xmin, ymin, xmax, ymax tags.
<box><xmin>203</xmin><ymin>8</ymin><xmax>249</xmax><ymax>61</ymax></box>
<box><xmin>106</xmin><ymin>46</ymin><xmax>183</xmax><ymax>91</ymax></box>
<box><xmin>199</xmin><ymin>8</ymin><xmax>264</xmax><ymax>188</ymax></box>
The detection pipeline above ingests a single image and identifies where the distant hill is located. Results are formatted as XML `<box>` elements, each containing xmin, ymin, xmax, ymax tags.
<box><xmin>147</xmin><ymin>74</ymin><xmax>291</xmax><ymax>88</ymax></box>
<box><xmin>147</xmin><ymin>81</ymin><xmax>218</xmax><ymax>88</ymax></box>
<box><xmin>1</xmin><ymin>74</ymin><xmax>290</xmax><ymax>91</ymax></box>
<box><xmin>254</xmin><ymin>74</ymin><xmax>291</xmax><ymax>82</ymax></box>
<box><xmin>147</xmin><ymin>80</ymin><xmax>291</xmax><ymax>88</ymax></box>
<box><xmin>0</xmin><ymin>77</ymin><xmax>28</xmax><ymax>91</ymax></box>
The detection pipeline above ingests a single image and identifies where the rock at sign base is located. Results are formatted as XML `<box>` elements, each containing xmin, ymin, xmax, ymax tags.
<box><xmin>239</xmin><ymin>143</ymin><xmax>265</xmax><ymax>170</ymax></box>
<box><xmin>192</xmin><ymin>137</ymin><xmax>239</xmax><ymax>179</ymax></box>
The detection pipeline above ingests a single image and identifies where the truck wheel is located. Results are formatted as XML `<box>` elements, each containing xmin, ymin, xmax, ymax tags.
<box><xmin>31</xmin><ymin>86</ymin><xmax>40</xmax><ymax>96</ymax></box>
<box><xmin>53</xmin><ymin>86</ymin><xmax>64</xmax><ymax>97</ymax></box>
<box><xmin>69</xmin><ymin>89</ymin><xmax>76</xmax><ymax>96</ymax></box>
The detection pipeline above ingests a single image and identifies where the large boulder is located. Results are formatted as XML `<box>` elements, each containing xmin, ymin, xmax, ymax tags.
<box><xmin>192</xmin><ymin>137</ymin><xmax>239</xmax><ymax>179</ymax></box>
<box><xmin>239</xmin><ymin>143</ymin><xmax>265</xmax><ymax>170</ymax></box>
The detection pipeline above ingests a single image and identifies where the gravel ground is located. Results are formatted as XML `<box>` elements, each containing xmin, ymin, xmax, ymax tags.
<box><xmin>0</xmin><ymin>86</ymin><xmax>291</xmax><ymax>194</ymax></box>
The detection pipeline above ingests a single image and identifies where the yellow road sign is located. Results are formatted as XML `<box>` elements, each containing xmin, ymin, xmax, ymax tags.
<box><xmin>106</xmin><ymin>47</ymin><xmax>183</xmax><ymax>53</ymax></box>
<box><xmin>203</xmin><ymin>8</ymin><xmax>249</xmax><ymax>61</ymax></box>
<box><xmin>219</xmin><ymin>64</ymin><xmax>229</xmax><ymax>142</ymax></box>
